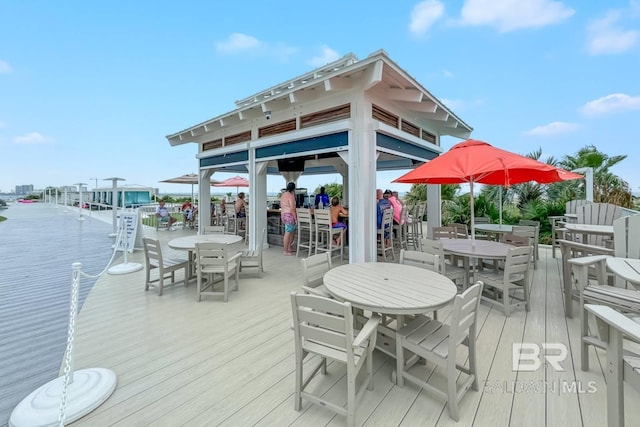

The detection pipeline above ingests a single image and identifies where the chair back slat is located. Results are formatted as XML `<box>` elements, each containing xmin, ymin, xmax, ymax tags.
<box><xmin>301</xmin><ymin>253</ymin><xmax>332</xmax><ymax>287</ymax></box>
<box><xmin>503</xmin><ymin>246</ymin><xmax>532</xmax><ymax>279</ymax></box>
<box><xmin>143</xmin><ymin>238</ymin><xmax>162</xmax><ymax>265</ymax></box>
<box><xmin>291</xmin><ymin>293</ymin><xmax>354</xmax><ymax>352</ymax></box>
<box><xmin>577</xmin><ymin>203</ymin><xmax>624</xmax><ymax>246</ymax></box>
<box><xmin>449</xmin><ymin>223</ymin><xmax>469</xmax><ymax>239</ymax></box>
<box><xmin>314</xmin><ymin>209</ymin><xmax>332</xmax><ymax>227</ymax></box>
<box><xmin>400</xmin><ymin>250</ymin><xmax>440</xmax><ymax>273</ymax></box>
<box><xmin>566</xmin><ymin>199</ymin><xmax>592</xmax><ymax>215</ymax></box>
<box><xmin>432</xmin><ymin>226</ymin><xmax>457</xmax><ymax>240</ymax></box>
<box><xmin>614</xmin><ymin>215</ymin><xmax>640</xmax><ymax>259</ymax></box>
<box><xmin>448</xmin><ymin>282</ymin><xmax>483</xmax><ymax>349</ymax></box>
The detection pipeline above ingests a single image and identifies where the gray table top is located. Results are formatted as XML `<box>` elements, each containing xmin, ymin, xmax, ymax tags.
<box><xmin>323</xmin><ymin>262</ymin><xmax>457</xmax><ymax>315</ymax></box>
<box><xmin>606</xmin><ymin>257</ymin><xmax>640</xmax><ymax>286</ymax></box>
<box><xmin>168</xmin><ymin>234</ymin><xmax>243</xmax><ymax>250</ymax></box>
<box><xmin>441</xmin><ymin>238</ymin><xmax>513</xmax><ymax>260</ymax></box>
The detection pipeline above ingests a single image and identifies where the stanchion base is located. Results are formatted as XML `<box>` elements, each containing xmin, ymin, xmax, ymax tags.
<box><xmin>9</xmin><ymin>368</ymin><xmax>117</xmax><ymax>427</ymax></box>
<box><xmin>76</xmin><ymin>216</ymin><xmax>85</xmax><ymax>221</ymax></box>
<box><xmin>108</xmin><ymin>233</ymin><xmax>117</xmax><ymax>238</ymax></box>
<box><xmin>108</xmin><ymin>263</ymin><xmax>143</xmax><ymax>275</ymax></box>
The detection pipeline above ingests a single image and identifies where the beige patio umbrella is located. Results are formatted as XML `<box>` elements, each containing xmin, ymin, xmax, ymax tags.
<box><xmin>160</xmin><ymin>173</ymin><xmax>221</xmax><ymax>203</ymax></box>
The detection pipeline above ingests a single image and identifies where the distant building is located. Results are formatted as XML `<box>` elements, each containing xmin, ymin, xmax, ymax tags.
<box><xmin>91</xmin><ymin>184</ymin><xmax>154</xmax><ymax>208</ymax></box>
<box><xmin>15</xmin><ymin>184</ymin><xmax>34</xmax><ymax>194</ymax></box>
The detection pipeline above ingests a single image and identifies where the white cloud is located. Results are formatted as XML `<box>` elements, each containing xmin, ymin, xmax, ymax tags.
<box><xmin>214</xmin><ymin>33</ymin><xmax>297</xmax><ymax>62</ymax></box>
<box><xmin>457</xmin><ymin>0</ymin><xmax>575</xmax><ymax>32</ymax></box>
<box><xmin>271</xmin><ymin>43</ymin><xmax>299</xmax><ymax>61</ymax></box>
<box><xmin>587</xmin><ymin>10</ymin><xmax>639</xmax><ymax>55</ymax></box>
<box><xmin>442</xmin><ymin>69</ymin><xmax>454</xmax><ymax>78</ymax></box>
<box><xmin>581</xmin><ymin>93</ymin><xmax>640</xmax><ymax>116</ymax></box>
<box><xmin>524</xmin><ymin>121</ymin><xmax>581</xmax><ymax>136</ymax></box>
<box><xmin>215</xmin><ymin>33</ymin><xmax>264</xmax><ymax>53</ymax></box>
<box><xmin>308</xmin><ymin>46</ymin><xmax>340</xmax><ymax>67</ymax></box>
<box><xmin>409</xmin><ymin>0</ymin><xmax>445</xmax><ymax>36</ymax></box>
<box><xmin>0</xmin><ymin>60</ymin><xmax>11</xmax><ymax>73</ymax></box>
<box><xmin>13</xmin><ymin>132</ymin><xmax>52</xmax><ymax>145</ymax></box>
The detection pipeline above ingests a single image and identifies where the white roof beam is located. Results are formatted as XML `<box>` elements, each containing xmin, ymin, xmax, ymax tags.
<box><xmin>324</xmin><ymin>76</ymin><xmax>352</xmax><ymax>91</ymax></box>
<box><xmin>398</xmin><ymin>99</ymin><xmax>437</xmax><ymax>113</ymax></box>
<box><xmin>423</xmin><ymin>109</ymin><xmax>449</xmax><ymax>121</ymax></box>
<box><xmin>387</xmin><ymin>88</ymin><xmax>423</xmax><ymax>103</ymax></box>
<box><xmin>363</xmin><ymin>59</ymin><xmax>383</xmax><ymax>90</ymax></box>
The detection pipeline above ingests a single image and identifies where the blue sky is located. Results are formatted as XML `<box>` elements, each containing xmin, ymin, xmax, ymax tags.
<box><xmin>1</xmin><ymin>0</ymin><xmax>639</xmax><ymax>196</ymax></box>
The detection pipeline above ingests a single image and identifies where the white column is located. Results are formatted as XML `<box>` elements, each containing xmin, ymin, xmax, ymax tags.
<box><xmin>104</xmin><ymin>178</ymin><xmax>125</xmax><ymax>236</ymax></box>
<box><xmin>198</xmin><ymin>169</ymin><xmax>213</xmax><ymax>235</ymax></box>
<box><xmin>248</xmin><ymin>156</ymin><xmax>268</xmax><ymax>250</ymax></box>
<box><xmin>426</xmin><ymin>184</ymin><xmax>441</xmax><ymax>239</ymax></box>
<box><xmin>349</xmin><ymin>95</ymin><xmax>377</xmax><ymax>262</ymax></box>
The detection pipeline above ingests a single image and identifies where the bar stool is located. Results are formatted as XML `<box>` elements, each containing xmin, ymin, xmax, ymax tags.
<box><xmin>377</xmin><ymin>208</ymin><xmax>395</xmax><ymax>261</ymax></box>
<box><xmin>393</xmin><ymin>207</ymin><xmax>409</xmax><ymax>251</ymax></box>
<box><xmin>296</xmin><ymin>208</ymin><xmax>314</xmax><ymax>257</ymax></box>
<box><xmin>314</xmin><ymin>209</ymin><xmax>343</xmax><ymax>259</ymax></box>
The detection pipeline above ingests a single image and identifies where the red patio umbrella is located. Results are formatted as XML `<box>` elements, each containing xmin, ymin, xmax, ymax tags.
<box><xmin>212</xmin><ymin>175</ymin><xmax>250</xmax><ymax>195</ymax></box>
<box><xmin>393</xmin><ymin>139</ymin><xmax>583</xmax><ymax>243</ymax></box>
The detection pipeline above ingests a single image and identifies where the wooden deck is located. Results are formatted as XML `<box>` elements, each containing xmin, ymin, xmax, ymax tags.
<box><xmin>3</xmin><ymin>204</ymin><xmax>640</xmax><ymax>426</ymax></box>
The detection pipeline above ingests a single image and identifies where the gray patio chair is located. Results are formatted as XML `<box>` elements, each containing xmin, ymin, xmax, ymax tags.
<box><xmin>584</xmin><ymin>304</ymin><xmax>640</xmax><ymax>427</ymax></box>
<box><xmin>300</xmin><ymin>252</ymin><xmax>332</xmax><ymax>297</ymax></box>
<box><xmin>394</xmin><ymin>282</ymin><xmax>483</xmax><ymax>422</ymax></box>
<box><xmin>239</xmin><ymin>228</ymin><xmax>266</xmax><ymax>277</ymax></box>
<box><xmin>142</xmin><ymin>238</ymin><xmax>188</xmax><ymax>296</ymax></box>
<box><xmin>475</xmin><ymin>245</ymin><xmax>532</xmax><ymax>316</ymax></box>
<box><xmin>195</xmin><ymin>241</ymin><xmax>241</xmax><ymax>302</ymax></box>
<box><xmin>291</xmin><ymin>292</ymin><xmax>380</xmax><ymax>427</ymax></box>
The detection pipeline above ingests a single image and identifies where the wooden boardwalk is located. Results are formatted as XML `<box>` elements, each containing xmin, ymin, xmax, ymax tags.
<box><xmin>3</xmin><ymin>204</ymin><xmax>640</xmax><ymax>426</ymax></box>
<box><xmin>0</xmin><ymin>203</ymin><xmax>114</xmax><ymax>426</ymax></box>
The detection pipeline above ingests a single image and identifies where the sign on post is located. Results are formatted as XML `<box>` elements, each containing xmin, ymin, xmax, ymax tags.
<box><xmin>116</xmin><ymin>212</ymin><xmax>142</xmax><ymax>253</ymax></box>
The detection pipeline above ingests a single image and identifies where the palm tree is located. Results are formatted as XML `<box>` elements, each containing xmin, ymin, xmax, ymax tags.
<box><xmin>558</xmin><ymin>145</ymin><xmax>632</xmax><ymax>207</ymax></box>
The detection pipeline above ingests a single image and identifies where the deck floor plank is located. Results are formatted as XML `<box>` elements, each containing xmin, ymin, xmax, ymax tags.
<box><xmin>3</xmin><ymin>204</ymin><xmax>640</xmax><ymax>426</ymax></box>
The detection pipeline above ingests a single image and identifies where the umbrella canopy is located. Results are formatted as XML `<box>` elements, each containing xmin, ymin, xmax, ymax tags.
<box><xmin>212</xmin><ymin>176</ymin><xmax>249</xmax><ymax>188</ymax></box>
<box><xmin>393</xmin><ymin>139</ymin><xmax>583</xmax><ymax>242</ymax></box>
<box><xmin>212</xmin><ymin>175</ymin><xmax>250</xmax><ymax>196</ymax></box>
<box><xmin>160</xmin><ymin>173</ymin><xmax>221</xmax><ymax>203</ymax></box>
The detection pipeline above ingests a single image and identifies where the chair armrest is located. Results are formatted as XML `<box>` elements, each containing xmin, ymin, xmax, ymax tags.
<box><xmin>353</xmin><ymin>314</ymin><xmax>381</xmax><ymax>348</ymax></box>
<box><xmin>301</xmin><ymin>285</ymin><xmax>332</xmax><ymax>298</ymax></box>
<box><xmin>229</xmin><ymin>252</ymin><xmax>242</xmax><ymax>263</ymax></box>
<box><xmin>585</xmin><ymin>304</ymin><xmax>640</xmax><ymax>342</ymax></box>
<box><xmin>558</xmin><ymin>239</ymin><xmax>615</xmax><ymax>256</ymax></box>
<box><xmin>568</xmin><ymin>255</ymin><xmax>610</xmax><ymax>267</ymax></box>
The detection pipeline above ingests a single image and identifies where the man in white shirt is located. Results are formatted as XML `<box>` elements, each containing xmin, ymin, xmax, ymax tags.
<box><xmin>156</xmin><ymin>199</ymin><xmax>177</xmax><ymax>230</ymax></box>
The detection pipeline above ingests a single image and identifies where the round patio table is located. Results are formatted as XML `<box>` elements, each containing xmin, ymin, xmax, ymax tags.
<box><xmin>168</xmin><ymin>234</ymin><xmax>243</xmax><ymax>279</ymax></box>
<box><xmin>441</xmin><ymin>239</ymin><xmax>513</xmax><ymax>287</ymax></box>
<box><xmin>323</xmin><ymin>262</ymin><xmax>457</xmax><ymax>384</ymax></box>
<box><xmin>474</xmin><ymin>224</ymin><xmax>513</xmax><ymax>241</ymax></box>
<box><xmin>474</xmin><ymin>224</ymin><xmax>513</xmax><ymax>234</ymax></box>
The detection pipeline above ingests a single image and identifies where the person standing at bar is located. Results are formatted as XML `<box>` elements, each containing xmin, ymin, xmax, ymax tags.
<box><xmin>280</xmin><ymin>182</ymin><xmax>297</xmax><ymax>256</ymax></box>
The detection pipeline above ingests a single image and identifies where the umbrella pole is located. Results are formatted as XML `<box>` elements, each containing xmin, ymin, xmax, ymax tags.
<box><xmin>499</xmin><ymin>189</ymin><xmax>502</xmax><ymax>225</ymax></box>
<box><xmin>470</xmin><ymin>180</ymin><xmax>475</xmax><ymax>247</ymax></box>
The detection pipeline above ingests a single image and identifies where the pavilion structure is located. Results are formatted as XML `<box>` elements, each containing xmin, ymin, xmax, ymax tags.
<box><xmin>165</xmin><ymin>49</ymin><xmax>472</xmax><ymax>262</ymax></box>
